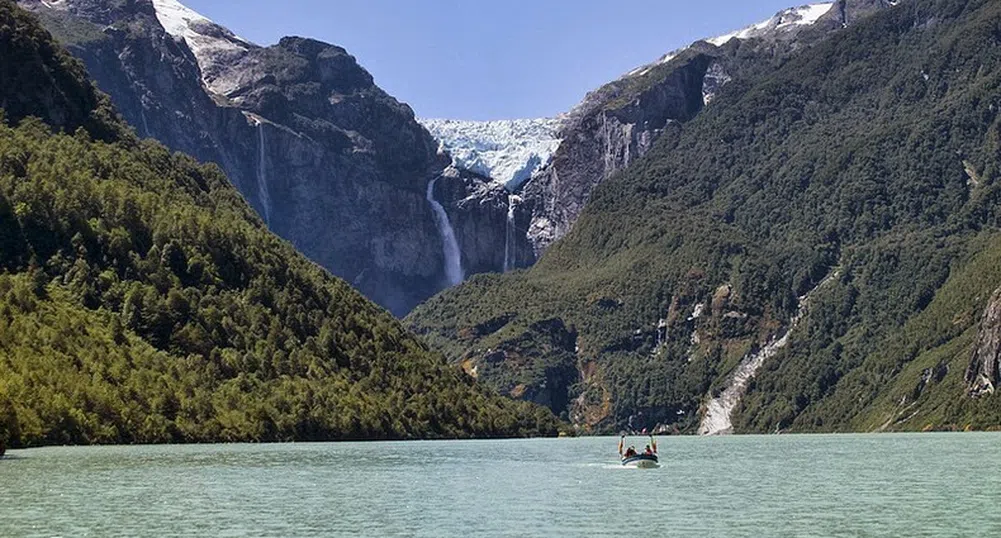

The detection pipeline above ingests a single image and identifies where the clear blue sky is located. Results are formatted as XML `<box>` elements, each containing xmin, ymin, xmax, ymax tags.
<box><xmin>182</xmin><ymin>0</ymin><xmax>803</xmax><ymax>120</ymax></box>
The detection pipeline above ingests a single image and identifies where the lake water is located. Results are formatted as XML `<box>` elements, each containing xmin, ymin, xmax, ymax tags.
<box><xmin>1</xmin><ymin>433</ymin><xmax>998</xmax><ymax>537</ymax></box>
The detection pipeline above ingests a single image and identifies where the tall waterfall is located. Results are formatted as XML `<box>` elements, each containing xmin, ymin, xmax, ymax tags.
<box><xmin>427</xmin><ymin>178</ymin><xmax>464</xmax><ymax>286</ymax></box>
<box><xmin>504</xmin><ymin>194</ymin><xmax>520</xmax><ymax>273</ymax></box>
<box><xmin>256</xmin><ymin>121</ymin><xmax>273</xmax><ymax>226</ymax></box>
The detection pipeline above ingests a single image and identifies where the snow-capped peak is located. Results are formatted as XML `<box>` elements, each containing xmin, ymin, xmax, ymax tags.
<box><xmin>151</xmin><ymin>0</ymin><xmax>209</xmax><ymax>40</ymax></box>
<box><xmin>419</xmin><ymin>118</ymin><xmax>563</xmax><ymax>191</ymax></box>
<box><xmin>707</xmin><ymin>3</ymin><xmax>834</xmax><ymax>45</ymax></box>
<box><xmin>151</xmin><ymin>0</ymin><xmax>255</xmax><ymax>95</ymax></box>
<box><xmin>626</xmin><ymin>3</ymin><xmax>834</xmax><ymax>78</ymax></box>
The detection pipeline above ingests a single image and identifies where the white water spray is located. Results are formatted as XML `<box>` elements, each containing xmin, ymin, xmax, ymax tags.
<box><xmin>427</xmin><ymin>178</ymin><xmax>464</xmax><ymax>286</ymax></box>
<box><xmin>699</xmin><ymin>270</ymin><xmax>839</xmax><ymax>435</ymax></box>
<box><xmin>256</xmin><ymin>121</ymin><xmax>273</xmax><ymax>226</ymax></box>
<box><xmin>504</xmin><ymin>194</ymin><xmax>520</xmax><ymax>273</ymax></box>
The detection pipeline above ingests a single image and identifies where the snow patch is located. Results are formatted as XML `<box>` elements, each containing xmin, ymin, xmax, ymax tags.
<box><xmin>151</xmin><ymin>0</ymin><xmax>254</xmax><ymax>93</ymax></box>
<box><xmin>708</xmin><ymin>3</ymin><xmax>834</xmax><ymax>45</ymax></box>
<box><xmin>706</xmin><ymin>17</ymin><xmax>776</xmax><ymax>46</ymax></box>
<box><xmin>779</xmin><ymin>3</ymin><xmax>835</xmax><ymax>28</ymax></box>
<box><xmin>419</xmin><ymin>118</ymin><xmax>562</xmax><ymax>191</ymax></box>
<box><xmin>622</xmin><ymin>3</ymin><xmax>835</xmax><ymax>81</ymax></box>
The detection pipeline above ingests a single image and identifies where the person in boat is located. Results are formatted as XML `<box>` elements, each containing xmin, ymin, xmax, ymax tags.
<box><xmin>643</xmin><ymin>445</ymin><xmax>653</xmax><ymax>456</ymax></box>
<box><xmin>623</xmin><ymin>445</ymin><xmax>637</xmax><ymax>458</ymax></box>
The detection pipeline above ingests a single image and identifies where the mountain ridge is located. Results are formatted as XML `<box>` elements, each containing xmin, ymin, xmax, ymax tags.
<box><xmin>419</xmin><ymin>1</ymin><xmax>893</xmax><ymax>267</ymax></box>
<box><xmin>18</xmin><ymin>0</ymin><xmax>492</xmax><ymax>316</ymax></box>
<box><xmin>0</xmin><ymin>0</ymin><xmax>560</xmax><ymax>447</ymax></box>
<box><xmin>19</xmin><ymin>0</ymin><xmax>892</xmax><ymax>318</ymax></box>
<box><xmin>408</xmin><ymin>0</ymin><xmax>1001</xmax><ymax>434</ymax></box>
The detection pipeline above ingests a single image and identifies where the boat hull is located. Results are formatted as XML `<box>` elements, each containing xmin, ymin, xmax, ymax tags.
<box><xmin>621</xmin><ymin>454</ymin><xmax>659</xmax><ymax>468</ymax></box>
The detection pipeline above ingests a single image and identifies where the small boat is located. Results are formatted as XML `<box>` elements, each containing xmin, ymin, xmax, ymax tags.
<box><xmin>618</xmin><ymin>434</ymin><xmax>660</xmax><ymax>468</ymax></box>
<box><xmin>621</xmin><ymin>453</ymin><xmax>659</xmax><ymax>468</ymax></box>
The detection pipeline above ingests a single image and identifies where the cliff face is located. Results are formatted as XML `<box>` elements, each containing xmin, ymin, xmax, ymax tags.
<box><xmin>515</xmin><ymin>0</ymin><xmax>891</xmax><ymax>258</ymax></box>
<box><xmin>208</xmin><ymin>35</ymin><xmax>453</xmax><ymax>315</ymax></box>
<box><xmin>966</xmin><ymin>287</ymin><xmax>1001</xmax><ymax>397</ymax></box>
<box><xmin>521</xmin><ymin>53</ymin><xmax>713</xmax><ymax>255</ymax></box>
<box><xmin>433</xmin><ymin>169</ymin><xmax>531</xmax><ymax>277</ymax></box>
<box><xmin>18</xmin><ymin>0</ymin><xmax>498</xmax><ymax>315</ymax></box>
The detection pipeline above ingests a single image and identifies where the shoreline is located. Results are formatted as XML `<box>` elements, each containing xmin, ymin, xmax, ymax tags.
<box><xmin>6</xmin><ymin>429</ymin><xmax>1001</xmax><ymax>454</ymax></box>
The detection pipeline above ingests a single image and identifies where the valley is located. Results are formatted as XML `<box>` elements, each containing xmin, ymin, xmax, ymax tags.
<box><xmin>2</xmin><ymin>0</ymin><xmax>1001</xmax><ymax>445</ymax></box>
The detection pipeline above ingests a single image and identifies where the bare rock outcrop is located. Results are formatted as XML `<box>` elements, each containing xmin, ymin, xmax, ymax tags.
<box><xmin>966</xmin><ymin>287</ymin><xmax>1001</xmax><ymax>397</ymax></box>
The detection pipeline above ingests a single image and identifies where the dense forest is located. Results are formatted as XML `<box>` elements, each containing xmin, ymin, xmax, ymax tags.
<box><xmin>0</xmin><ymin>1</ymin><xmax>560</xmax><ymax>448</ymax></box>
<box><xmin>408</xmin><ymin>0</ymin><xmax>1001</xmax><ymax>432</ymax></box>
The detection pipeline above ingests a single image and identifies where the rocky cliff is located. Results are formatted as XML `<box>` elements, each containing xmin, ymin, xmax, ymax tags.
<box><xmin>18</xmin><ymin>0</ymin><xmax>514</xmax><ymax>315</ymax></box>
<box><xmin>521</xmin><ymin>50</ymin><xmax>714</xmax><ymax>255</ymax></box>
<box><xmin>20</xmin><ymin>0</ymin><xmax>894</xmax><ymax>316</ymax></box>
<box><xmin>966</xmin><ymin>287</ymin><xmax>1001</xmax><ymax>397</ymax></box>
<box><xmin>417</xmin><ymin>2</ymin><xmax>895</xmax><ymax>265</ymax></box>
<box><xmin>516</xmin><ymin>0</ymin><xmax>893</xmax><ymax>257</ymax></box>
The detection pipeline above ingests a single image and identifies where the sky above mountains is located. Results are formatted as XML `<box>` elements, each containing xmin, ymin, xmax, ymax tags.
<box><xmin>182</xmin><ymin>0</ymin><xmax>809</xmax><ymax>120</ymax></box>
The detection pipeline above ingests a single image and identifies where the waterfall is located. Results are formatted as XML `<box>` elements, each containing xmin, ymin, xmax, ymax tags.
<box><xmin>504</xmin><ymin>194</ymin><xmax>519</xmax><ymax>273</ymax></box>
<box><xmin>138</xmin><ymin>105</ymin><xmax>151</xmax><ymax>138</ymax></box>
<box><xmin>256</xmin><ymin>121</ymin><xmax>273</xmax><ymax>226</ymax></box>
<box><xmin>427</xmin><ymin>178</ymin><xmax>464</xmax><ymax>286</ymax></box>
<box><xmin>698</xmin><ymin>269</ymin><xmax>840</xmax><ymax>436</ymax></box>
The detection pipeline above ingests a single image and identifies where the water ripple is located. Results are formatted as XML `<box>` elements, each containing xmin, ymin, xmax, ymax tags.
<box><xmin>1</xmin><ymin>433</ymin><xmax>998</xmax><ymax>537</ymax></box>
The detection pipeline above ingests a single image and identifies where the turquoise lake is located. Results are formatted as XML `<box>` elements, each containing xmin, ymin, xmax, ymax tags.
<box><xmin>1</xmin><ymin>433</ymin><xmax>998</xmax><ymax>537</ymax></box>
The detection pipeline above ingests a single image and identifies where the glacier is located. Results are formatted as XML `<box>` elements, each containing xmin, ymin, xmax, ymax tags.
<box><xmin>419</xmin><ymin>118</ymin><xmax>562</xmax><ymax>191</ymax></box>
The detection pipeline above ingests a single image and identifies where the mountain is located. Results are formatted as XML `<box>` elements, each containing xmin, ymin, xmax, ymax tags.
<box><xmin>515</xmin><ymin>0</ymin><xmax>896</xmax><ymax>258</ymax></box>
<box><xmin>24</xmin><ymin>0</ymin><xmax>896</xmax><ymax>317</ymax></box>
<box><xmin>16</xmin><ymin>0</ymin><xmax>526</xmax><ymax>315</ymax></box>
<box><xmin>419</xmin><ymin>2</ymin><xmax>894</xmax><ymax>264</ymax></box>
<box><xmin>408</xmin><ymin>0</ymin><xmax>1001</xmax><ymax>433</ymax></box>
<box><xmin>0</xmin><ymin>0</ymin><xmax>559</xmax><ymax>447</ymax></box>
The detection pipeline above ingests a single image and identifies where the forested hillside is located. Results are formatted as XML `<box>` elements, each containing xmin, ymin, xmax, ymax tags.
<box><xmin>0</xmin><ymin>1</ymin><xmax>559</xmax><ymax>447</ymax></box>
<box><xmin>408</xmin><ymin>0</ymin><xmax>1001</xmax><ymax>433</ymax></box>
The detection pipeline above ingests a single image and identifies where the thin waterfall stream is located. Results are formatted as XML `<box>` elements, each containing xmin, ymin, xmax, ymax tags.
<box><xmin>699</xmin><ymin>270</ymin><xmax>839</xmax><ymax>435</ymax></box>
<box><xmin>504</xmin><ymin>194</ymin><xmax>520</xmax><ymax>272</ymax></box>
<box><xmin>256</xmin><ymin>120</ymin><xmax>273</xmax><ymax>226</ymax></box>
<box><xmin>427</xmin><ymin>178</ymin><xmax>464</xmax><ymax>286</ymax></box>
